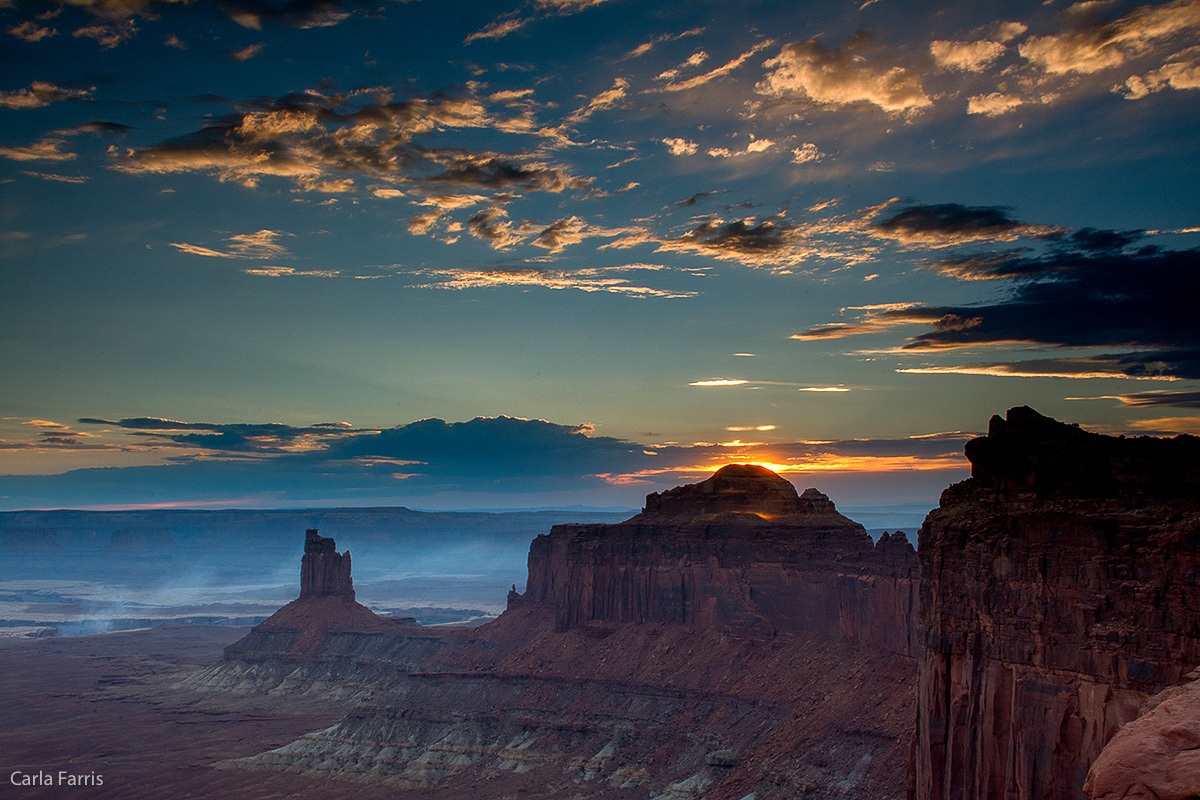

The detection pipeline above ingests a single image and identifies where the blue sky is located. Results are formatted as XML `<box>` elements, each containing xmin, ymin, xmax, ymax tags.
<box><xmin>1</xmin><ymin>0</ymin><xmax>1198</xmax><ymax>510</ymax></box>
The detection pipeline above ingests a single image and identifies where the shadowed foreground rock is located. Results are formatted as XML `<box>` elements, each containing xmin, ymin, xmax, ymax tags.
<box><xmin>197</xmin><ymin>466</ymin><xmax>921</xmax><ymax>800</ymax></box>
<box><xmin>912</xmin><ymin>407</ymin><xmax>1200</xmax><ymax>800</ymax></box>
<box><xmin>1085</xmin><ymin>667</ymin><xmax>1200</xmax><ymax>800</ymax></box>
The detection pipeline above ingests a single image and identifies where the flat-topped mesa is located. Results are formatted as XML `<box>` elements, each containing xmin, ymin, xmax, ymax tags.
<box><xmin>517</xmin><ymin>464</ymin><xmax>919</xmax><ymax>652</ymax></box>
<box><xmin>300</xmin><ymin>528</ymin><xmax>354</xmax><ymax>600</ymax></box>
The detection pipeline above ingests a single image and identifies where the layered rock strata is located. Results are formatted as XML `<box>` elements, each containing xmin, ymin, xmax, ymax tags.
<box><xmin>205</xmin><ymin>466</ymin><xmax>922</xmax><ymax>799</ymax></box>
<box><xmin>912</xmin><ymin>407</ymin><xmax>1200</xmax><ymax>800</ymax></box>
<box><xmin>517</xmin><ymin>464</ymin><xmax>920</xmax><ymax>655</ymax></box>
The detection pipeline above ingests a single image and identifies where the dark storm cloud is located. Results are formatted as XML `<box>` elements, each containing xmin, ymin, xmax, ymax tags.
<box><xmin>807</xmin><ymin>230</ymin><xmax>1200</xmax><ymax>380</ymax></box>
<box><xmin>324</xmin><ymin>416</ymin><xmax>649</xmax><ymax>478</ymax></box>
<box><xmin>908</xmin><ymin>245</ymin><xmax>1199</xmax><ymax>362</ymax></box>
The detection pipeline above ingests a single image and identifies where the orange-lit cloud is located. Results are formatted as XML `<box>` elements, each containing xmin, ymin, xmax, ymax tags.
<box><xmin>170</xmin><ymin>229</ymin><xmax>293</xmax><ymax>259</ymax></box>
<box><xmin>658</xmin><ymin>40</ymin><xmax>775</xmax><ymax>92</ymax></box>
<box><xmin>758</xmin><ymin>35</ymin><xmax>932</xmax><ymax>114</ymax></box>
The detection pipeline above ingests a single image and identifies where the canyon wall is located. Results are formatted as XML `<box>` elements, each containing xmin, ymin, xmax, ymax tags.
<box><xmin>912</xmin><ymin>407</ymin><xmax>1200</xmax><ymax>800</ymax></box>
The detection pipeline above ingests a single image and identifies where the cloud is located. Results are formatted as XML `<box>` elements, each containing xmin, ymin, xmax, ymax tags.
<box><xmin>231</xmin><ymin>42</ymin><xmax>264</xmax><ymax>61</ymax></box>
<box><xmin>966</xmin><ymin>92</ymin><xmax>1028</xmax><ymax>116</ymax></box>
<box><xmin>1071</xmin><ymin>391</ymin><xmax>1200</xmax><ymax>408</ymax></box>
<box><xmin>896</xmin><ymin>354</ymin><xmax>1198</xmax><ymax>381</ymax></box>
<box><xmin>661</xmin><ymin>137</ymin><xmax>698</xmax><ymax>156</ymax></box>
<box><xmin>169</xmin><ymin>229</ymin><xmax>293</xmax><ymax>259</ymax></box>
<box><xmin>534</xmin><ymin>216</ymin><xmax>586</xmax><ymax>252</ymax></box>
<box><xmin>8</xmin><ymin>20</ymin><xmax>58</xmax><ymax>41</ymax></box>
<box><xmin>0</xmin><ymin>138</ymin><xmax>76</xmax><ymax>162</ymax></box>
<box><xmin>1019</xmin><ymin>0</ymin><xmax>1200</xmax><ymax>76</ymax></box>
<box><xmin>758</xmin><ymin>33</ymin><xmax>932</xmax><ymax>114</ymax></box>
<box><xmin>868</xmin><ymin>202</ymin><xmax>1061</xmax><ymax>245</ymax></box>
<box><xmin>796</xmin><ymin>223</ymin><xmax>1200</xmax><ymax>380</ymax></box>
<box><xmin>0</xmin><ymin>81</ymin><xmax>92</xmax><ymax>109</ymax></box>
<box><xmin>677</xmin><ymin>191</ymin><xmax>718</xmax><ymax>207</ymax></box>
<box><xmin>791</xmin><ymin>143</ymin><xmax>823</xmax><ymax>164</ymax></box>
<box><xmin>658</xmin><ymin>40</ymin><xmax>774</xmax><ymax>92</ymax></box>
<box><xmin>74</xmin><ymin>416</ymin><xmax>373</xmax><ymax>454</ymax></box>
<box><xmin>931</xmin><ymin>39</ymin><xmax>1007</xmax><ymax>71</ymax></box>
<box><xmin>466</xmin><ymin>206</ymin><xmax>522</xmax><ymax>249</ymax></box>
<box><xmin>565</xmin><ymin>77</ymin><xmax>628</xmax><ymax>124</ymax></box>
<box><xmin>241</xmin><ymin>265</ymin><xmax>340</xmax><ymax>278</ymax></box>
<box><xmin>114</xmin><ymin>88</ymin><xmax>577</xmax><ymax>196</ymax></box>
<box><xmin>465</xmin><ymin>0</ymin><xmax>612</xmax><ymax>44</ymax></box>
<box><xmin>1125</xmin><ymin>416</ymin><xmax>1200</xmax><ymax>435</ymax></box>
<box><xmin>1119</xmin><ymin>45</ymin><xmax>1200</xmax><ymax>97</ymax></box>
<box><xmin>622</xmin><ymin>27</ymin><xmax>704</xmax><ymax>60</ymax></box>
<box><xmin>4</xmin><ymin>0</ymin><xmax>389</xmax><ymax>48</ymax></box>
<box><xmin>20</xmin><ymin>171</ymin><xmax>88</xmax><ymax>183</ymax></box>
<box><xmin>2</xmin><ymin>413</ymin><xmax>971</xmax><ymax>508</ymax></box>
<box><xmin>411</xmin><ymin>264</ymin><xmax>697</xmax><ymax>298</ymax></box>
<box><xmin>706</xmin><ymin>137</ymin><xmax>776</xmax><ymax>158</ymax></box>
<box><xmin>660</xmin><ymin>217</ymin><xmax>792</xmax><ymax>265</ymax></box>
<box><xmin>427</xmin><ymin>152</ymin><xmax>589</xmax><ymax>193</ymax></box>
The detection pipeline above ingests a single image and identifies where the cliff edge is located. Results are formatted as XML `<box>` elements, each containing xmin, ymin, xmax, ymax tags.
<box><xmin>912</xmin><ymin>407</ymin><xmax>1200</xmax><ymax>800</ymax></box>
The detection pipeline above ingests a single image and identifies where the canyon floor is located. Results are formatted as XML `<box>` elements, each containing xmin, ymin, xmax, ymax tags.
<box><xmin>0</xmin><ymin>624</ymin><xmax>408</xmax><ymax>800</ymax></box>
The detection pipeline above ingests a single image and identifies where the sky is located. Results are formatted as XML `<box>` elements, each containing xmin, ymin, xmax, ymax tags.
<box><xmin>1</xmin><ymin>0</ymin><xmax>1198</xmax><ymax>512</ymax></box>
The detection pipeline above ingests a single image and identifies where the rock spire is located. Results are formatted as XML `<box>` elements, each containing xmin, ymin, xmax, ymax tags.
<box><xmin>299</xmin><ymin>528</ymin><xmax>354</xmax><ymax>599</ymax></box>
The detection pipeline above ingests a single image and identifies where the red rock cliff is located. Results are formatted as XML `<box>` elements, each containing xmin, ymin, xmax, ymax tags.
<box><xmin>514</xmin><ymin>464</ymin><xmax>920</xmax><ymax>655</ymax></box>
<box><xmin>912</xmin><ymin>407</ymin><xmax>1200</xmax><ymax>800</ymax></box>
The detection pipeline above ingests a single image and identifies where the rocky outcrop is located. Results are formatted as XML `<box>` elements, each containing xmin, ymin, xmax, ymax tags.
<box><xmin>1084</xmin><ymin>667</ymin><xmax>1200</xmax><ymax>800</ymax></box>
<box><xmin>300</xmin><ymin>528</ymin><xmax>354</xmax><ymax>599</ymax></box>
<box><xmin>912</xmin><ymin>407</ymin><xmax>1200</xmax><ymax>800</ymax></box>
<box><xmin>516</xmin><ymin>465</ymin><xmax>920</xmax><ymax>655</ymax></box>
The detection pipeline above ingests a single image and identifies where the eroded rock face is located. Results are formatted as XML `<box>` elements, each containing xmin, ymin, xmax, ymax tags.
<box><xmin>1085</xmin><ymin>667</ymin><xmax>1200</xmax><ymax>800</ymax></box>
<box><xmin>516</xmin><ymin>465</ymin><xmax>920</xmax><ymax>655</ymax></box>
<box><xmin>300</xmin><ymin>528</ymin><xmax>354</xmax><ymax>599</ymax></box>
<box><xmin>912</xmin><ymin>407</ymin><xmax>1200</xmax><ymax>800</ymax></box>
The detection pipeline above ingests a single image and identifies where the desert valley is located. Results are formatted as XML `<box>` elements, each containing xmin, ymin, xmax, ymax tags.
<box><xmin>2</xmin><ymin>407</ymin><xmax>1197</xmax><ymax>800</ymax></box>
